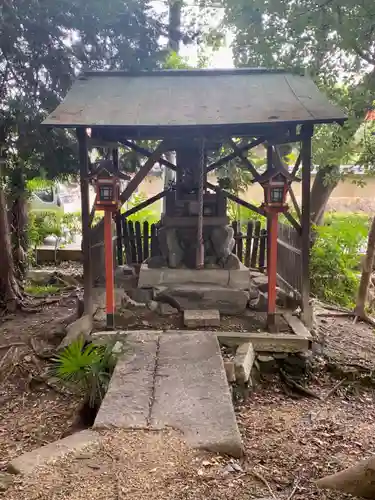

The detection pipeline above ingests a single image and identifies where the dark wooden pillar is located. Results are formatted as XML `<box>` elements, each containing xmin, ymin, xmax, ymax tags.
<box><xmin>77</xmin><ymin>127</ymin><xmax>93</xmax><ymax>315</ymax></box>
<box><xmin>300</xmin><ymin>125</ymin><xmax>313</xmax><ymax>326</ymax></box>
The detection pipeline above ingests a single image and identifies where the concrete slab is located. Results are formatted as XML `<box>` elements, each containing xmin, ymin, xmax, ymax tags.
<box><xmin>234</xmin><ymin>343</ymin><xmax>255</xmax><ymax>383</ymax></box>
<box><xmin>183</xmin><ymin>309</ymin><xmax>220</xmax><ymax>328</ymax></box>
<box><xmin>8</xmin><ymin>430</ymin><xmax>100</xmax><ymax>475</ymax></box>
<box><xmin>151</xmin><ymin>333</ymin><xmax>244</xmax><ymax>458</ymax></box>
<box><xmin>94</xmin><ymin>332</ymin><xmax>158</xmax><ymax>429</ymax></box>
<box><xmin>138</xmin><ymin>263</ymin><xmax>251</xmax><ymax>290</ymax></box>
<box><xmin>164</xmin><ymin>330</ymin><xmax>310</xmax><ymax>352</ymax></box>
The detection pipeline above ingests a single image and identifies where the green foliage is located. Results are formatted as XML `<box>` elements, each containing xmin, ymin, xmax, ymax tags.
<box><xmin>122</xmin><ymin>192</ymin><xmax>160</xmax><ymax>225</ymax></box>
<box><xmin>25</xmin><ymin>284</ymin><xmax>61</xmax><ymax>296</ymax></box>
<box><xmin>28</xmin><ymin>212</ymin><xmax>63</xmax><ymax>249</ymax></box>
<box><xmin>62</xmin><ymin>212</ymin><xmax>82</xmax><ymax>235</ymax></box>
<box><xmin>227</xmin><ymin>200</ymin><xmax>265</xmax><ymax>227</ymax></box>
<box><xmin>310</xmin><ymin>214</ymin><xmax>369</xmax><ymax>307</ymax></box>
<box><xmin>222</xmin><ymin>0</ymin><xmax>375</xmax><ymax>171</ymax></box>
<box><xmin>1</xmin><ymin>0</ymin><xmax>165</xmax><ymax>185</ymax></box>
<box><xmin>53</xmin><ymin>338</ymin><xmax>117</xmax><ymax>408</ymax></box>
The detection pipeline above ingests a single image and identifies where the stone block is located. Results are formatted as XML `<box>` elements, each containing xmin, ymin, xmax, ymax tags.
<box><xmin>158</xmin><ymin>284</ymin><xmax>248</xmax><ymax>315</ymax></box>
<box><xmin>216</xmin><ymin>332</ymin><xmax>310</xmax><ymax>353</ymax></box>
<box><xmin>138</xmin><ymin>263</ymin><xmax>252</xmax><ymax>291</ymax></box>
<box><xmin>159</xmin><ymin>303</ymin><xmax>179</xmax><ymax>316</ymax></box>
<box><xmin>228</xmin><ymin>263</ymin><xmax>251</xmax><ymax>289</ymax></box>
<box><xmin>92</xmin><ymin>287</ymin><xmax>125</xmax><ymax>309</ymax></box>
<box><xmin>8</xmin><ymin>430</ymin><xmax>100</xmax><ymax>475</ymax></box>
<box><xmin>138</xmin><ymin>264</ymin><xmax>231</xmax><ymax>288</ymax></box>
<box><xmin>252</xmin><ymin>274</ymin><xmax>268</xmax><ymax>292</ymax></box>
<box><xmin>234</xmin><ymin>343</ymin><xmax>255</xmax><ymax>383</ymax></box>
<box><xmin>224</xmin><ymin>361</ymin><xmax>236</xmax><ymax>383</ymax></box>
<box><xmin>59</xmin><ymin>314</ymin><xmax>92</xmax><ymax>350</ymax></box>
<box><xmin>257</xmin><ymin>354</ymin><xmax>278</xmax><ymax>373</ymax></box>
<box><xmin>184</xmin><ymin>309</ymin><xmax>220</xmax><ymax>328</ymax></box>
<box><xmin>127</xmin><ymin>288</ymin><xmax>153</xmax><ymax>304</ymax></box>
<box><xmin>26</xmin><ymin>269</ymin><xmax>55</xmax><ymax>284</ymax></box>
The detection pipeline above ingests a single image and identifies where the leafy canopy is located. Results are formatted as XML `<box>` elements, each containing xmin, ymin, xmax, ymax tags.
<box><xmin>222</xmin><ymin>0</ymin><xmax>375</xmax><ymax>170</ymax></box>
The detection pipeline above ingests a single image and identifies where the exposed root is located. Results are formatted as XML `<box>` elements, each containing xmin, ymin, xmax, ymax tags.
<box><xmin>279</xmin><ymin>369</ymin><xmax>321</xmax><ymax>399</ymax></box>
<box><xmin>248</xmin><ymin>469</ymin><xmax>278</xmax><ymax>499</ymax></box>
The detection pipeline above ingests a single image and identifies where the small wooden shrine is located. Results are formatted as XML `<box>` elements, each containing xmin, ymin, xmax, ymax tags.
<box><xmin>43</xmin><ymin>68</ymin><xmax>346</xmax><ymax>326</ymax></box>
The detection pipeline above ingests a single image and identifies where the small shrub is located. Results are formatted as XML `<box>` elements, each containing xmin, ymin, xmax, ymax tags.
<box><xmin>310</xmin><ymin>214</ymin><xmax>369</xmax><ymax>308</ymax></box>
<box><xmin>53</xmin><ymin>338</ymin><xmax>117</xmax><ymax>408</ymax></box>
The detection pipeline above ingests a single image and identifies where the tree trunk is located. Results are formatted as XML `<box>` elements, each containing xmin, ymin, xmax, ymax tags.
<box><xmin>0</xmin><ymin>185</ymin><xmax>23</xmax><ymax>310</ymax></box>
<box><xmin>11</xmin><ymin>192</ymin><xmax>28</xmax><ymax>281</ymax></box>
<box><xmin>310</xmin><ymin>165</ymin><xmax>340</xmax><ymax>226</ymax></box>
<box><xmin>355</xmin><ymin>216</ymin><xmax>375</xmax><ymax>318</ymax></box>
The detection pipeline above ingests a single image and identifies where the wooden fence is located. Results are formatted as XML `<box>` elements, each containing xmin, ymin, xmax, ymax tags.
<box><xmin>277</xmin><ymin>222</ymin><xmax>302</xmax><ymax>296</ymax></box>
<box><xmin>116</xmin><ymin>217</ymin><xmax>267</xmax><ymax>270</ymax></box>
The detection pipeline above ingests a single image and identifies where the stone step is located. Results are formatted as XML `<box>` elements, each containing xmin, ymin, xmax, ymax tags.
<box><xmin>94</xmin><ymin>332</ymin><xmax>159</xmax><ymax>429</ymax></box>
<box><xmin>151</xmin><ymin>333</ymin><xmax>243</xmax><ymax>457</ymax></box>
<box><xmin>183</xmin><ymin>309</ymin><xmax>220</xmax><ymax>328</ymax></box>
<box><xmin>94</xmin><ymin>332</ymin><xmax>243</xmax><ymax>458</ymax></box>
<box><xmin>8</xmin><ymin>430</ymin><xmax>100</xmax><ymax>475</ymax></box>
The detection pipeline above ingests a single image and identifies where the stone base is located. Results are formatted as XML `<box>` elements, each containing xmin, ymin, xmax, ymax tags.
<box><xmin>138</xmin><ymin>263</ymin><xmax>251</xmax><ymax>290</ymax></box>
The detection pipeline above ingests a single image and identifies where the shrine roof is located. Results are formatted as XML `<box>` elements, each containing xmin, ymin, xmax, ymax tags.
<box><xmin>43</xmin><ymin>68</ymin><xmax>346</xmax><ymax>138</ymax></box>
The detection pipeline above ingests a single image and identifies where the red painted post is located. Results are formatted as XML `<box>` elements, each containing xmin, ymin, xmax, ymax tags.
<box><xmin>104</xmin><ymin>210</ymin><xmax>115</xmax><ymax>329</ymax></box>
<box><xmin>267</xmin><ymin>211</ymin><xmax>278</xmax><ymax>329</ymax></box>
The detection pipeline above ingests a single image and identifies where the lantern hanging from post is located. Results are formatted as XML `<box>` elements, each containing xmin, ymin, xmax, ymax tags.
<box><xmin>90</xmin><ymin>159</ymin><xmax>130</xmax><ymax>329</ymax></box>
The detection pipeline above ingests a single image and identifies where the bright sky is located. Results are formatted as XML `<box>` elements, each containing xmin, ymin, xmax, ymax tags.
<box><xmin>152</xmin><ymin>0</ymin><xmax>234</xmax><ymax>69</ymax></box>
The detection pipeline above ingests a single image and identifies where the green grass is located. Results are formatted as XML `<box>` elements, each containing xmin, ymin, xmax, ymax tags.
<box><xmin>25</xmin><ymin>284</ymin><xmax>61</xmax><ymax>296</ymax></box>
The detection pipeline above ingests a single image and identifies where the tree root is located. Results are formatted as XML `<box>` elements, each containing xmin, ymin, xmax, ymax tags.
<box><xmin>279</xmin><ymin>369</ymin><xmax>321</xmax><ymax>399</ymax></box>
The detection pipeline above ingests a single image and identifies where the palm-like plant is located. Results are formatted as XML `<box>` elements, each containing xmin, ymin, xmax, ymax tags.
<box><xmin>53</xmin><ymin>338</ymin><xmax>117</xmax><ymax>408</ymax></box>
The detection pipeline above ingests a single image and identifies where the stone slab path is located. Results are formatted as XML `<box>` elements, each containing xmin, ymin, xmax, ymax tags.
<box><xmin>94</xmin><ymin>332</ymin><xmax>243</xmax><ymax>458</ymax></box>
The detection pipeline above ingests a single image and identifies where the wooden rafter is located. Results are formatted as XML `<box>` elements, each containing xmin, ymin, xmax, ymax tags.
<box><xmin>207</xmin><ymin>182</ymin><xmax>265</xmax><ymax>217</ymax></box>
<box><xmin>228</xmin><ymin>138</ymin><xmax>260</xmax><ymax>180</ymax></box>
<box><xmin>291</xmin><ymin>153</ymin><xmax>301</xmax><ymax>177</ymax></box>
<box><xmin>206</xmin><ymin>137</ymin><xmax>265</xmax><ymax>173</ymax></box>
<box><xmin>122</xmin><ymin>190</ymin><xmax>169</xmax><ymax>218</ymax></box>
<box><xmin>119</xmin><ymin>141</ymin><xmax>166</xmax><ymax>205</ymax></box>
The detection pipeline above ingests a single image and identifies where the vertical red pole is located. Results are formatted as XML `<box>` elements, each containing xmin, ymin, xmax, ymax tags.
<box><xmin>267</xmin><ymin>210</ymin><xmax>278</xmax><ymax>329</ymax></box>
<box><xmin>104</xmin><ymin>210</ymin><xmax>115</xmax><ymax>329</ymax></box>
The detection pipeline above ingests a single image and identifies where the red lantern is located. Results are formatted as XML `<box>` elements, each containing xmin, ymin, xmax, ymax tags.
<box><xmin>94</xmin><ymin>175</ymin><xmax>121</xmax><ymax>211</ymax></box>
<box><xmin>90</xmin><ymin>159</ymin><xmax>129</xmax><ymax>212</ymax></box>
<box><xmin>259</xmin><ymin>171</ymin><xmax>290</xmax><ymax>213</ymax></box>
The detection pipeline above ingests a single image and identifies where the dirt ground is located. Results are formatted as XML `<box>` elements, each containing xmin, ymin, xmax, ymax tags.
<box><xmin>0</xmin><ymin>297</ymin><xmax>83</xmax><ymax>471</ymax></box>
<box><xmin>1</xmin><ymin>300</ymin><xmax>375</xmax><ymax>499</ymax></box>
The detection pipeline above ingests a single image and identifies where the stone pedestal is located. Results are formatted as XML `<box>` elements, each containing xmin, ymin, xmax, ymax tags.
<box><xmin>138</xmin><ymin>262</ymin><xmax>251</xmax><ymax>290</ymax></box>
